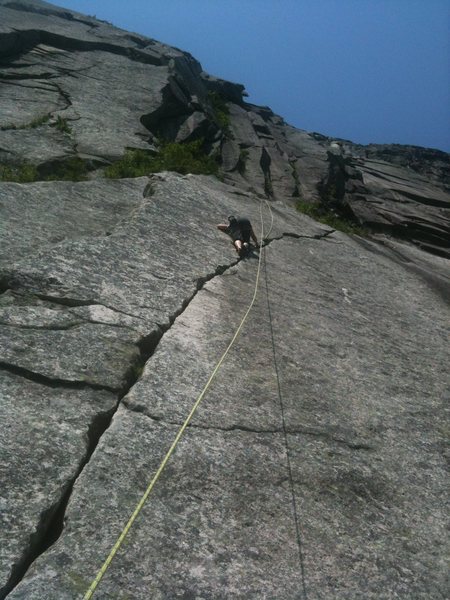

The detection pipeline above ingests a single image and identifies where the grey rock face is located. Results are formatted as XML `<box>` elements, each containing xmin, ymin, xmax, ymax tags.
<box><xmin>0</xmin><ymin>178</ymin><xmax>147</xmax><ymax>262</ymax></box>
<box><xmin>0</xmin><ymin>2</ymin><xmax>449</xmax><ymax>599</ymax></box>
<box><xmin>5</xmin><ymin>210</ymin><xmax>449</xmax><ymax>600</ymax></box>
<box><xmin>0</xmin><ymin>370</ymin><xmax>116</xmax><ymax>598</ymax></box>
<box><xmin>322</xmin><ymin>150</ymin><xmax>450</xmax><ymax>258</ymax></box>
<box><xmin>1</xmin><ymin>0</ymin><xmax>448</xmax><ymax>256</ymax></box>
<box><xmin>0</xmin><ymin>168</ymin><xmax>331</xmax><ymax>597</ymax></box>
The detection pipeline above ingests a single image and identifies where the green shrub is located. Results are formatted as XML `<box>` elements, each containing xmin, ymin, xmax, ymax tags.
<box><xmin>42</xmin><ymin>157</ymin><xmax>89</xmax><ymax>181</ymax></box>
<box><xmin>296</xmin><ymin>199</ymin><xmax>369</xmax><ymax>236</ymax></box>
<box><xmin>0</xmin><ymin>163</ymin><xmax>39</xmax><ymax>182</ymax></box>
<box><xmin>155</xmin><ymin>140</ymin><xmax>219</xmax><ymax>175</ymax></box>
<box><xmin>1</xmin><ymin>114</ymin><xmax>51</xmax><ymax>131</ymax></box>
<box><xmin>25</xmin><ymin>115</ymin><xmax>50</xmax><ymax>129</ymax></box>
<box><xmin>207</xmin><ymin>91</ymin><xmax>231</xmax><ymax>135</ymax></box>
<box><xmin>237</xmin><ymin>148</ymin><xmax>249</xmax><ymax>175</ymax></box>
<box><xmin>104</xmin><ymin>149</ymin><xmax>153</xmax><ymax>178</ymax></box>
<box><xmin>54</xmin><ymin>116</ymin><xmax>72</xmax><ymax>134</ymax></box>
<box><xmin>24</xmin><ymin>114</ymin><xmax>50</xmax><ymax>129</ymax></box>
<box><xmin>0</xmin><ymin>156</ymin><xmax>89</xmax><ymax>183</ymax></box>
<box><xmin>105</xmin><ymin>141</ymin><xmax>219</xmax><ymax>179</ymax></box>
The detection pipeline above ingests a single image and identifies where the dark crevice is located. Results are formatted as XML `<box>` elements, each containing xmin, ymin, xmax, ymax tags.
<box><xmin>53</xmin><ymin>82</ymin><xmax>72</xmax><ymax>111</ymax></box>
<box><xmin>121</xmin><ymin>260</ymin><xmax>240</xmax><ymax>394</ymax></box>
<box><xmin>280</xmin><ymin>230</ymin><xmax>335</xmax><ymax>241</ymax></box>
<box><xmin>126</xmin><ymin>410</ymin><xmax>374</xmax><ymax>452</ymax></box>
<box><xmin>0</xmin><ymin>361</ymin><xmax>117</xmax><ymax>393</ymax></box>
<box><xmin>0</xmin><ymin>281</ymin><xmax>12</xmax><ymax>295</ymax></box>
<box><xmin>1</xmin><ymin>29</ymin><xmax>166</xmax><ymax>67</ymax></box>
<box><xmin>0</xmin><ymin>320</ymin><xmax>84</xmax><ymax>331</ymax></box>
<box><xmin>312</xmin><ymin>229</ymin><xmax>336</xmax><ymax>239</ymax></box>
<box><xmin>1</xmin><ymin>259</ymin><xmax>242</xmax><ymax>593</ymax></box>
<box><xmin>0</xmin><ymin>80</ymin><xmax>58</xmax><ymax>93</ymax></box>
<box><xmin>0</xmin><ymin>71</ymin><xmax>58</xmax><ymax>81</ymax></box>
<box><xmin>260</xmin><ymin>147</ymin><xmax>273</xmax><ymax>198</ymax></box>
<box><xmin>3</xmin><ymin>288</ymin><xmax>143</xmax><ymax>321</ymax></box>
<box><xmin>37</xmin><ymin>408</ymin><xmax>115</xmax><ymax>552</ymax></box>
<box><xmin>190</xmin><ymin>422</ymin><xmax>279</xmax><ymax>435</ymax></box>
<box><xmin>0</xmin><ymin>320</ymin><xmax>136</xmax><ymax>332</ymax></box>
<box><xmin>263</xmin><ymin>229</ymin><xmax>335</xmax><ymax>245</ymax></box>
<box><xmin>35</xmin><ymin>294</ymin><xmax>101</xmax><ymax>307</ymax></box>
<box><xmin>0</xmin><ymin>404</ymin><xmax>116</xmax><ymax>600</ymax></box>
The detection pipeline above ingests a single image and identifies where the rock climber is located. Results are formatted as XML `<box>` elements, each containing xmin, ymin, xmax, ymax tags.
<box><xmin>217</xmin><ymin>215</ymin><xmax>259</xmax><ymax>256</ymax></box>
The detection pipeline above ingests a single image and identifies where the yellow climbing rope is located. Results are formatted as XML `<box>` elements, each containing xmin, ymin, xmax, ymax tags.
<box><xmin>83</xmin><ymin>201</ymin><xmax>272</xmax><ymax>599</ymax></box>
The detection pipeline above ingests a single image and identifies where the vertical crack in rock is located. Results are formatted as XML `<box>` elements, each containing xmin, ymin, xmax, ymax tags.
<box><xmin>0</xmin><ymin>234</ymin><xmax>389</xmax><ymax>597</ymax></box>
<box><xmin>1</xmin><ymin>261</ymin><xmax>240</xmax><ymax>596</ymax></box>
<box><xmin>260</xmin><ymin>147</ymin><xmax>273</xmax><ymax>198</ymax></box>
<box><xmin>0</xmin><ymin>407</ymin><xmax>116</xmax><ymax>600</ymax></box>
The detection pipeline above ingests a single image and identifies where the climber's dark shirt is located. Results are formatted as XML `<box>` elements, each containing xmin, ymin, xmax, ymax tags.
<box><xmin>227</xmin><ymin>218</ymin><xmax>252</xmax><ymax>242</ymax></box>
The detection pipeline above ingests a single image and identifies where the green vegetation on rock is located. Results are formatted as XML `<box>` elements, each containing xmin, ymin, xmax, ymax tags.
<box><xmin>0</xmin><ymin>157</ymin><xmax>89</xmax><ymax>183</ymax></box>
<box><xmin>26</xmin><ymin>114</ymin><xmax>51</xmax><ymax>129</ymax></box>
<box><xmin>237</xmin><ymin>148</ymin><xmax>249</xmax><ymax>175</ymax></box>
<box><xmin>42</xmin><ymin>157</ymin><xmax>89</xmax><ymax>181</ymax></box>
<box><xmin>296</xmin><ymin>199</ymin><xmax>369</xmax><ymax>236</ymax></box>
<box><xmin>0</xmin><ymin>114</ymin><xmax>72</xmax><ymax>134</ymax></box>
<box><xmin>53</xmin><ymin>116</ymin><xmax>72</xmax><ymax>134</ymax></box>
<box><xmin>207</xmin><ymin>91</ymin><xmax>231</xmax><ymax>136</ymax></box>
<box><xmin>0</xmin><ymin>163</ymin><xmax>39</xmax><ymax>183</ymax></box>
<box><xmin>104</xmin><ymin>149</ymin><xmax>154</xmax><ymax>178</ymax></box>
<box><xmin>1</xmin><ymin>114</ymin><xmax>50</xmax><ymax>131</ymax></box>
<box><xmin>104</xmin><ymin>141</ymin><xmax>219</xmax><ymax>178</ymax></box>
<box><xmin>0</xmin><ymin>141</ymin><xmax>218</xmax><ymax>183</ymax></box>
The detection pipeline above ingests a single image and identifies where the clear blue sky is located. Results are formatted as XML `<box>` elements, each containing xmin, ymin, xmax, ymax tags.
<box><xmin>54</xmin><ymin>0</ymin><xmax>449</xmax><ymax>152</ymax></box>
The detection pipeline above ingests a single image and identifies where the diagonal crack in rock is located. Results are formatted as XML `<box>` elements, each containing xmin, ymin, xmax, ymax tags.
<box><xmin>0</xmin><ymin>257</ymin><xmax>241</xmax><ymax>596</ymax></box>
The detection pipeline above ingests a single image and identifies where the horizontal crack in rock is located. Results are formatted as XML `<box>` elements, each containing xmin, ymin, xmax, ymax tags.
<box><xmin>262</xmin><ymin>229</ymin><xmax>336</xmax><ymax>246</ymax></box>
<box><xmin>126</xmin><ymin>411</ymin><xmax>374</xmax><ymax>451</ymax></box>
<box><xmin>34</xmin><ymin>294</ymin><xmax>98</xmax><ymax>307</ymax></box>
<box><xmin>280</xmin><ymin>230</ymin><xmax>335</xmax><ymax>241</ymax></box>
<box><xmin>0</xmin><ymin>320</ymin><xmax>136</xmax><ymax>332</ymax></box>
<box><xmin>0</xmin><ymin>361</ymin><xmax>118</xmax><ymax>393</ymax></box>
<box><xmin>34</xmin><ymin>294</ymin><xmax>143</xmax><ymax>320</ymax></box>
<box><xmin>4</xmin><ymin>257</ymin><xmax>243</xmax><ymax>592</ymax></box>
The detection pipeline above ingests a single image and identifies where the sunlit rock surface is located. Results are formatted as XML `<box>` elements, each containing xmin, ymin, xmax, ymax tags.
<box><xmin>0</xmin><ymin>1</ymin><xmax>449</xmax><ymax>599</ymax></box>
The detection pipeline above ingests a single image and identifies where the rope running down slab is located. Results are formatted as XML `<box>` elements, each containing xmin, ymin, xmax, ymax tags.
<box><xmin>83</xmin><ymin>201</ymin><xmax>269</xmax><ymax>599</ymax></box>
<box><xmin>263</xmin><ymin>248</ymin><xmax>309</xmax><ymax>599</ymax></box>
